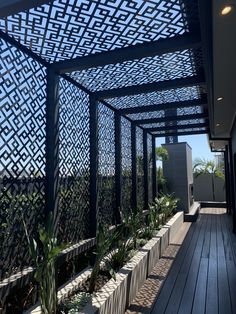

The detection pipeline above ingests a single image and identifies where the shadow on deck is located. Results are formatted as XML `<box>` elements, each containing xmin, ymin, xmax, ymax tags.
<box><xmin>126</xmin><ymin>208</ymin><xmax>236</xmax><ymax>314</ymax></box>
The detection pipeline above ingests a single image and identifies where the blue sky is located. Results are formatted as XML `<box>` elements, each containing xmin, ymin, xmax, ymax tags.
<box><xmin>155</xmin><ymin>134</ymin><xmax>215</xmax><ymax>164</ymax></box>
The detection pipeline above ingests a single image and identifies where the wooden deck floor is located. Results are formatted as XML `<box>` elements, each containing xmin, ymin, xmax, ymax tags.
<box><xmin>151</xmin><ymin>208</ymin><xmax>236</xmax><ymax>314</ymax></box>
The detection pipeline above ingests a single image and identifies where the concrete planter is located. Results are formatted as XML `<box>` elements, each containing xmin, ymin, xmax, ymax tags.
<box><xmin>26</xmin><ymin>211</ymin><xmax>184</xmax><ymax>314</ymax></box>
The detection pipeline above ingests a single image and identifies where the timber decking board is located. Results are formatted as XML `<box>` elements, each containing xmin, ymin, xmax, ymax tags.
<box><xmin>151</xmin><ymin>208</ymin><xmax>236</xmax><ymax>314</ymax></box>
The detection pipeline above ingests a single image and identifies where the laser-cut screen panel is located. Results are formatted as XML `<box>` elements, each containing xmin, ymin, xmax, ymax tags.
<box><xmin>136</xmin><ymin>127</ymin><xmax>144</xmax><ymax>210</ymax></box>
<box><xmin>147</xmin><ymin>134</ymin><xmax>153</xmax><ymax>202</ymax></box>
<box><xmin>69</xmin><ymin>48</ymin><xmax>203</xmax><ymax>91</ymax></box>
<box><xmin>0</xmin><ymin>38</ymin><xmax>46</xmax><ymax>280</ymax></box>
<box><xmin>97</xmin><ymin>102</ymin><xmax>116</xmax><ymax>226</ymax></box>
<box><xmin>58</xmin><ymin>77</ymin><xmax>90</xmax><ymax>243</ymax></box>
<box><xmin>0</xmin><ymin>0</ymin><xmax>199</xmax><ymax>62</ymax></box>
<box><xmin>121</xmin><ymin>117</ymin><xmax>132</xmax><ymax>213</ymax></box>
<box><xmin>108</xmin><ymin>86</ymin><xmax>206</xmax><ymax>110</ymax></box>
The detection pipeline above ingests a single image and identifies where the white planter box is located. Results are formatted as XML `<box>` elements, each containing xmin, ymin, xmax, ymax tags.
<box><xmin>26</xmin><ymin>211</ymin><xmax>184</xmax><ymax>314</ymax></box>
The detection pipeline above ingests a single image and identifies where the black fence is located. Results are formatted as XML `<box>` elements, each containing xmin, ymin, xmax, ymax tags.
<box><xmin>0</xmin><ymin>36</ymin><xmax>157</xmax><ymax>286</ymax></box>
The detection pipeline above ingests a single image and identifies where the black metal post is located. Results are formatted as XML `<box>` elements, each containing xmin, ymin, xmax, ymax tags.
<box><xmin>45</xmin><ymin>68</ymin><xmax>60</xmax><ymax>226</ymax></box>
<box><xmin>224</xmin><ymin>148</ymin><xmax>230</xmax><ymax>214</ymax></box>
<box><xmin>152</xmin><ymin>135</ymin><xmax>157</xmax><ymax>200</ymax></box>
<box><xmin>114</xmin><ymin>112</ymin><xmax>122</xmax><ymax>224</ymax></box>
<box><xmin>89</xmin><ymin>95</ymin><xmax>98</xmax><ymax>237</ymax></box>
<box><xmin>143</xmin><ymin>130</ymin><xmax>149</xmax><ymax>209</ymax></box>
<box><xmin>229</xmin><ymin>140</ymin><xmax>236</xmax><ymax>233</ymax></box>
<box><xmin>131</xmin><ymin>123</ymin><xmax>137</xmax><ymax>212</ymax></box>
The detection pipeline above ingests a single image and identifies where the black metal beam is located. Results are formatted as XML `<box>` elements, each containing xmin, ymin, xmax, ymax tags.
<box><xmin>118</xmin><ymin>98</ymin><xmax>207</xmax><ymax>115</ymax></box>
<box><xmin>145</xmin><ymin>122</ymin><xmax>209</xmax><ymax>133</ymax></box>
<box><xmin>154</xmin><ymin>129</ymin><xmax>209</xmax><ymax>138</ymax></box>
<box><xmin>0</xmin><ymin>0</ymin><xmax>50</xmax><ymax>17</ymax></box>
<box><xmin>94</xmin><ymin>73</ymin><xmax>205</xmax><ymax>99</ymax></box>
<box><xmin>52</xmin><ymin>33</ymin><xmax>201</xmax><ymax>73</ymax></box>
<box><xmin>0</xmin><ymin>30</ymin><xmax>48</xmax><ymax>67</ymax></box>
<box><xmin>134</xmin><ymin>112</ymin><xmax>208</xmax><ymax>125</ymax></box>
<box><xmin>114</xmin><ymin>112</ymin><xmax>122</xmax><ymax>224</ymax></box>
<box><xmin>143</xmin><ymin>130</ymin><xmax>149</xmax><ymax>209</ymax></box>
<box><xmin>45</xmin><ymin>69</ymin><xmax>60</xmax><ymax>224</ymax></box>
<box><xmin>89</xmin><ymin>95</ymin><xmax>98</xmax><ymax>237</ymax></box>
<box><xmin>131</xmin><ymin>124</ymin><xmax>137</xmax><ymax>212</ymax></box>
<box><xmin>152</xmin><ymin>136</ymin><xmax>157</xmax><ymax>199</ymax></box>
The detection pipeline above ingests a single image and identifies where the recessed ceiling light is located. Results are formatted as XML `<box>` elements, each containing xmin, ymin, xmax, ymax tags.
<box><xmin>217</xmin><ymin>97</ymin><xmax>223</xmax><ymax>101</ymax></box>
<box><xmin>216</xmin><ymin>123</ymin><xmax>220</xmax><ymax>127</ymax></box>
<box><xmin>221</xmin><ymin>5</ymin><xmax>233</xmax><ymax>15</ymax></box>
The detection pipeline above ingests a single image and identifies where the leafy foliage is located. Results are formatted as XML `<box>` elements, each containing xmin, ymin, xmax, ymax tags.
<box><xmin>89</xmin><ymin>224</ymin><xmax>119</xmax><ymax>293</ymax></box>
<box><xmin>193</xmin><ymin>158</ymin><xmax>225</xmax><ymax>201</ymax></box>
<box><xmin>156</xmin><ymin>146</ymin><xmax>168</xmax><ymax>161</ymax></box>
<box><xmin>23</xmin><ymin>212</ymin><xmax>64</xmax><ymax>314</ymax></box>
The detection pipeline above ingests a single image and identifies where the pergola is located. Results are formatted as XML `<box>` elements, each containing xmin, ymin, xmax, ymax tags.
<box><xmin>0</xmin><ymin>0</ymin><xmax>213</xmax><ymax>298</ymax></box>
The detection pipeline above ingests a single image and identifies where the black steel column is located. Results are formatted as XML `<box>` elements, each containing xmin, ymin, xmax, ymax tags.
<box><xmin>165</xmin><ymin>108</ymin><xmax>178</xmax><ymax>144</ymax></box>
<box><xmin>143</xmin><ymin>130</ymin><xmax>149</xmax><ymax>209</ymax></box>
<box><xmin>131</xmin><ymin>123</ymin><xmax>137</xmax><ymax>212</ymax></box>
<box><xmin>224</xmin><ymin>148</ymin><xmax>231</xmax><ymax>214</ymax></box>
<box><xmin>89</xmin><ymin>95</ymin><xmax>98</xmax><ymax>236</ymax></box>
<box><xmin>229</xmin><ymin>140</ymin><xmax>236</xmax><ymax>233</ymax></box>
<box><xmin>152</xmin><ymin>135</ymin><xmax>157</xmax><ymax>200</ymax></box>
<box><xmin>114</xmin><ymin>112</ymin><xmax>122</xmax><ymax>224</ymax></box>
<box><xmin>45</xmin><ymin>68</ymin><xmax>60</xmax><ymax>225</ymax></box>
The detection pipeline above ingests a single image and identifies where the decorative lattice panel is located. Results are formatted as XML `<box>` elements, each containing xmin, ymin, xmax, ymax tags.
<box><xmin>177</xmin><ymin>105</ymin><xmax>203</xmax><ymax>115</ymax></box>
<box><xmin>69</xmin><ymin>48</ymin><xmax>202</xmax><ymax>91</ymax></box>
<box><xmin>0</xmin><ymin>38</ymin><xmax>46</xmax><ymax>280</ymax></box>
<box><xmin>108</xmin><ymin>86</ymin><xmax>206</xmax><ymax>109</ymax></box>
<box><xmin>121</xmin><ymin>117</ymin><xmax>132</xmax><ymax>213</ymax></box>
<box><xmin>127</xmin><ymin>110</ymin><xmax>165</xmax><ymax>121</ymax></box>
<box><xmin>0</xmin><ymin>0</ymin><xmax>198</xmax><ymax>62</ymax></box>
<box><xmin>136</xmin><ymin>127</ymin><xmax>144</xmax><ymax>210</ymax></box>
<box><xmin>178</xmin><ymin>118</ymin><xmax>206</xmax><ymax>125</ymax></box>
<box><xmin>58</xmin><ymin>78</ymin><xmax>90</xmax><ymax>243</ymax></box>
<box><xmin>147</xmin><ymin>134</ymin><xmax>153</xmax><ymax>202</ymax></box>
<box><xmin>97</xmin><ymin>103</ymin><xmax>116</xmax><ymax>226</ymax></box>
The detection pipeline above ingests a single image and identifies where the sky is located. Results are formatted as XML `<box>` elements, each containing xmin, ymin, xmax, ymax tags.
<box><xmin>155</xmin><ymin>134</ymin><xmax>216</xmax><ymax>165</ymax></box>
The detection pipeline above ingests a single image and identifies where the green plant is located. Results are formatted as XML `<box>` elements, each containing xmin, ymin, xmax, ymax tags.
<box><xmin>156</xmin><ymin>146</ymin><xmax>168</xmax><ymax>161</ymax></box>
<box><xmin>153</xmin><ymin>194</ymin><xmax>178</xmax><ymax>224</ymax></box>
<box><xmin>124</xmin><ymin>209</ymin><xmax>143</xmax><ymax>249</ymax></box>
<box><xmin>106</xmin><ymin>237</ymin><xmax>133</xmax><ymax>274</ymax></box>
<box><xmin>23</xmin><ymin>212</ymin><xmax>63</xmax><ymax>314</ymax></box>
<box><xmin>89</xmin><ymin>224</ymin><xmax>118</xmax><ymax>293</ymax></box>
<box><xmin>60</xmin><ymin>292</ymin><xmax>91</xmax><ymax>314</ymax></box>
<box><xmin>157</xmin><ymin>166</ymin><xmax>166</xmax><ymax>194</ymax></box>
<box><xmin>193</xmin><ymin>158</ymin><xmax>225</xmax><ymax>201</ymax></box>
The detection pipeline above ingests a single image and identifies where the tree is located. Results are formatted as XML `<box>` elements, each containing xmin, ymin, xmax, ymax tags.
<box><xmin>155</xmin><ymin>146</ymin><xmax>168</xmax><ymax>161</ymax></box>
<box><xmin>193</xmin><ymin>158</ymin><xmax>224</xmax><ymax>201</ymax></box>
<box><xmin>155</xmin><ymin>147</ymin><xmax>168</xmax><ymax>194</ymax></box>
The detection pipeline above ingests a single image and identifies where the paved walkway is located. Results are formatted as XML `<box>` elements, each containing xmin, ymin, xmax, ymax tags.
<box><xmin>126</xmin><ymin>208</ymin><xmax>236</xmax><ymax>314</ymax></box>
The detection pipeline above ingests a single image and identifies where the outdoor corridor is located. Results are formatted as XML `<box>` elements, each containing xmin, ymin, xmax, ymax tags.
<box><xmin>126</xmin><ymin>208</ymin><xmax>236</xmax><ymax>314</ymax></box>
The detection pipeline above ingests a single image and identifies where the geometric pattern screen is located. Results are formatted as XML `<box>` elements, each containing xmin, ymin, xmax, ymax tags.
<box><xmin>58</xmin><ymin>78</ymin><xmax>91</xmax><ymax>243</ymax></box>
<box><xmin>136</xmin><ymin>127</ymin><xmax>145</xmax><ymax>210</ymax></box>
<box><xmin>121</xmin><ymin>117</ymin><xmax>132</xmax><ymax>214</ymax></box>
<box><xmin>97</xmin><ymin>102</ymin><xmax>116</xmax><ymax>226</ymax></box>
<box><xmin>0</xmin><ymin>38</ymin><xmax>46</xmax><ymax>280</ymax></box>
